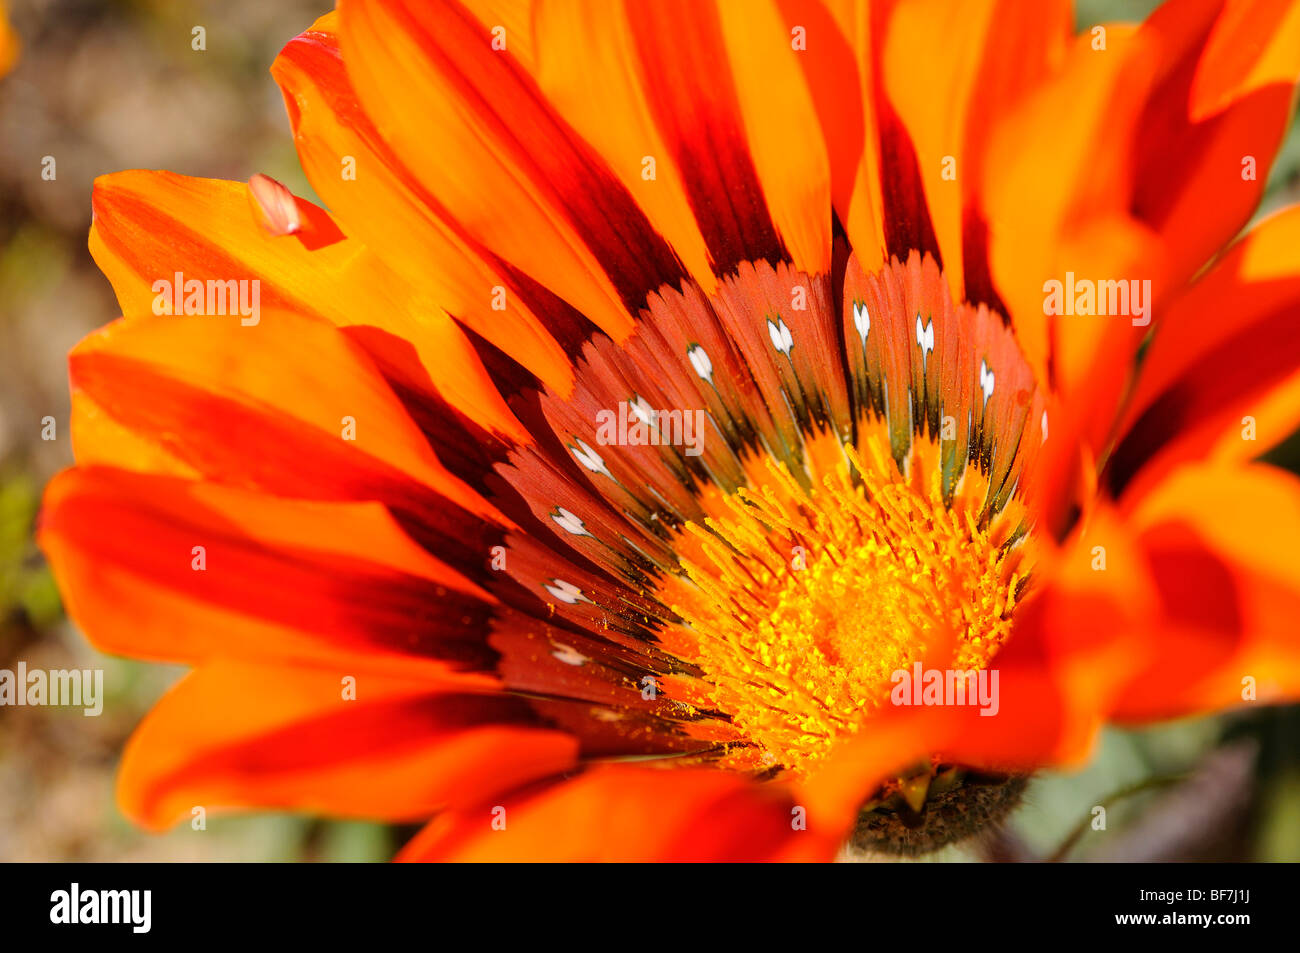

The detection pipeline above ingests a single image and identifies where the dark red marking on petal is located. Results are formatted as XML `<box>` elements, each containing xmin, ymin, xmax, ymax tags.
<box><xmin>961</xmin><ymin>206</ymin><xmax>1011</xmax><ymax>320</ymax></box>
<box><xmin>70</xmin><ymin>351</ymin><xmax>501</xmax><ymax>582</ymax></box>
<box><xmin>44</xmin><ymin>473</ymin><xmax>500</xmax><ymax>670</ymax></box>
<box><xmin>381</xmin><ymin>0</ymin><xmax>690</xmax><ymax>315</ymax></box>
<box><xmin>877</xmin><ymin>103</ymin><xmax>943</xmax><ymax>270</ymax></box>
<box><xmin>1104</xmin><ymin>305</ymin><xmax>1300</xmax><ymax>498</ymax></box>
<box><xmin>626</xmin><ymin>0</ymin><xmax>787</xmax><ymax>276</ymax></box>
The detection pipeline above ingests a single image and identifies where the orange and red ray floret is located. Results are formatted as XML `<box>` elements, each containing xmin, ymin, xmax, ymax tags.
<box><xmin>32</xmin><ymin>0</ymin><xmax>1300</xmax><ymax>860</ymax></box>
<box><xmin>117</xmin><ymin>661</ymin><xmax>579</xmax><ymax>831</ymax></box>
<box><xmin>89</xmin><ymin>168</ymin><xmax>529</xmax><ymax>439</ymax></box>
<box><xmin>1106</xmin><ymin>206</ymin><xmax>1300</xmax><ymax>502</ymax></box>
<box><xmin>397</xmin><ymin>764</ymin><xmax>838</xmax><ymax>863</ymax></box>
<box><xmin>40</xmin><ymin>467</ymin><xmax>498</xmax><ymax>673</ymax></box>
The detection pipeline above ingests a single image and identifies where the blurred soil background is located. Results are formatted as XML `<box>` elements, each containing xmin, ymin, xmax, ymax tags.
<box><xmin>1</xmin><ymin>0</ymin><xmax>1298</xmax><ymax>861</ymax></box>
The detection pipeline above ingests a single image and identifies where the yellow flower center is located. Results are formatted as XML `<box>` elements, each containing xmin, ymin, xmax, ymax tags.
<box><xmin>660</xmin><ymin>423</ymin><xmax>1033</xmax><ymax>776</ymax></box>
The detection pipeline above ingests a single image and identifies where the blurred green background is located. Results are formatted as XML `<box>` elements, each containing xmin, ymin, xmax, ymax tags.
<box><xmin>0</xmin><ymin>0</ymin><xmax>1298</xmax><ymax>861</ymax></box>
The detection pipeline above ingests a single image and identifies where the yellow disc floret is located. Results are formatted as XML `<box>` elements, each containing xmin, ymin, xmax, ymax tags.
<box><xmin>662</xmin><ymin>424</ymin><xmax>1033</xmax><ymax>776</ymax></box>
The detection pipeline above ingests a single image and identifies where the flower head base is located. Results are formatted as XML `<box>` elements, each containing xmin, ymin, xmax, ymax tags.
<box><xmin>851</xmin><ymin>768</ymin><xmax>1029</xmax><ymax>857</ymax></box>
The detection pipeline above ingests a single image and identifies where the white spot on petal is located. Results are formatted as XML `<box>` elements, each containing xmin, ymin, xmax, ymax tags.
<box><xmin>571</xmin><ymin>439</ymin><xmax>610</xmax><ymax>476</ymax></box>
<box><xmin>979</xmin><ymin>359</ymin><xmax>995</xmax><ymax>406</ymax></box>
<box><xmin>768</xmin><ymin>317</ymin><xmax>794</xmax><ymax>355</ymax></box>
<box><xmin>544</xmin><ymin>579</ymin><xmax>588</xmax><ymax>604</ymax></box>
<box><xmin>551</xmin><ymin>507</ymin><xmax>590</xmax><ymax>536</ymax></box>
<box><xmin>852</xmin><ymin>301</ymin><xmax>870</xmax><ymax>342</ymax></box>
<box><xmin>687</xmin><ymin>344</ymin><xmax>713</xmax><ymax>382</ymax></box>
<box><xmin>1041</xmin><ymin>410</ymin><xmax>1048</xmax><ymax>442</ymax></box>
<box><xmin>629</xmin><ymin>395</ymin><xmax>656</xmax><ymax>426</ymax></box>
<box><xmin>551</xmin><ymin>643</ymin><xmax>588</xmax><ymax>665</ymax></box>
<box><xmin>915</xmin><ymin>314</ymin><xmax>935</xmax><ymax>361</ymax></box>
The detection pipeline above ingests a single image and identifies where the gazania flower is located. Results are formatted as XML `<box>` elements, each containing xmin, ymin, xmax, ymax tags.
<box><xmin>0</xmin><ymin>0</ymin><xmax>19</xmax><ymax>78</ymax></box>
<box><xmin>40</xmin><ymin>0</ymin><xmax>1300</xmax><ymax>861</ymax></box>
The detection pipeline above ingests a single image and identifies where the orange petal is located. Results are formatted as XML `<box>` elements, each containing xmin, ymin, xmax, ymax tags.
<box><xmin>1113</xmin><ymin>461</ymin><xmax>1300</xmax><ymax>720</ymax></box>
<box><xmin>980</xmin><ymin>25</ymin><xmax>1160</xmax><ymax>399</ymax></box>
<box><xmin>714</xmin><ymin>0</ymin><xmax>833</xmax><ymax>274</ymax></box>
<box><xmin>68</xmin><ymin>309</ymin><xmax>497</xmax><ymax>522</ymax></box>
<box><xmin>398</xmin><ymin>764</ymin><xmax>837</xmax><ymax>861</ymax></box>
<box><xmin>338</xmin><ymin>0</ymin><xmax>683</xmax><ymax>339</ymax></box>
<box><xmin>0</xmin><ymin>0</ymin><xmax>18</xmax><ymax>76</ymax></box>
<box><xmin>69</xmin><ymin>390</ymin><xmax>197</xmax><ymax>478</ymax></box>
<box><xmin>532</xmin><ymin>0</ymin><xmax>716</xmax><ymax>293</ymax></box>
<box><xmin>780</xmin><ymin>0</ymin><xmax>866</xmax><ymax>266</ymax></box>
<box><xmin>470</xmin><ymin>0</ymin><xmax>536</xmax><ymax>73</ymax></box>
<box><xmin>984</xmin><ymin>0</ymin><xmax>1300</xmax><ymax>408</ymax></box>
<box><xmin>119</xmin><ymin>660</ymin><xmax>577</xmax><ymax>830</ymax></box>
<box><xmin>620</xmin><ymin>0</ymin><xmax>794</xmax><ymax>274</ymax></box>
<box><xmin>66</xmin><ymin>309</ymin><xmax>515</xmax><ymax>585</ymax></box>
<box><xmin>820</xmin><ymin>0</ymin><xmax>887</xmax><ymax>274</ymax></box>
<box><xmin>271</xmin><ymin>21</ymin><xmax>573</xmax><ymax>399</ymax></box>
<box><xmin>89</xmin><ymin>169</ymin><xmax>524</xmax><ymax>440</ymax></box>
<box><xmin>1106</xmin><ymin>205</ymin><xmax>1300</xmax><ymax>501</ymax></box>
<box><xmin>40</xmin><ymin>466</ymin><xmax>498</xmax><ymax>673</ymax></box>
<box><xmin>881</xmin><ymin>0</ymin><xmax>1070</xmax><ymax>301</ymax></box>
<box><xmin>1129</xmin><ymin>0</ymin><xmax>1300</xmax><ymax>285</ymax></box>
<box><xmin>977</xmin><ymin>27</ymin><xmax>1171</xmax><ymax>536</ymax></box>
